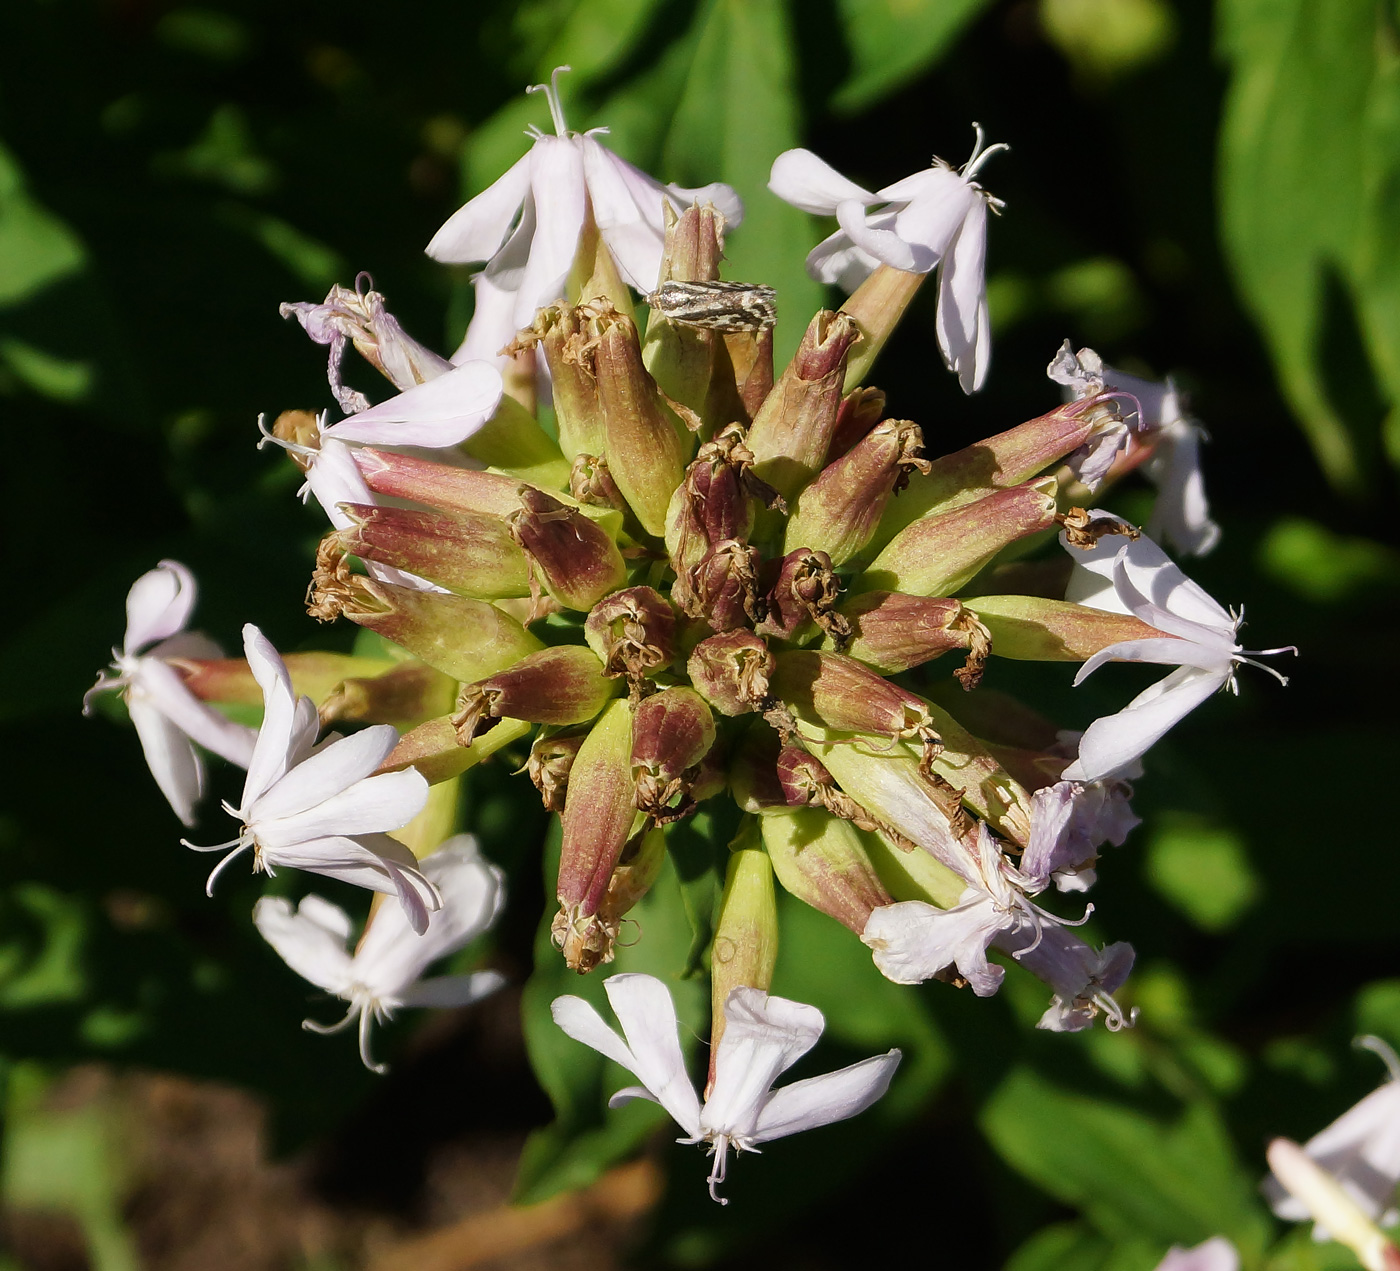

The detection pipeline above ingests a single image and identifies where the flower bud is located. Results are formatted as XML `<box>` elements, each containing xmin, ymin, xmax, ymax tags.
<box><xmin>723</xmin><ymin>324</ymin><xmax>775</xmax><ymax>423</ymax></box>
<box><xmin>688</xmin><ymin>631</ymin><xmax>774</xmax><ymax>717</ymax></box>
<box><xmin>643</xmin><ymin>203</ymin><xmax>725</xmax><ymax>419</ymax></box>
<box><xmin>873</xmin><ymin>397</ymin><xmax>1119</xmax><ymax>550</ymax></box>
<box><xmin>522</xmin><ymin>304</ymin><xmax>606</xmax><ymax>460</ymax></box>
<box><xmin>775</xmin><ymin>742</ymin><xmax>884</xmax><ymax>831</ymax></box>
<box><xmin>919</xmin><ymin>698</ymin><xmax>1034</xmax><ymax>846</ymax></box>
<box><xmin>860</xmin><ymin>478</ymin><xmax>1058</xmax><ymax>598</ymax></box>
<box><xmin>453</xmin><ymin>645</ymin><xmax>620</xmax><ymax>744</ymax></box>
<box><xmin>555</xmin><ymin>699</ymin><xmax>643</xmax><ymax>972</ymax></box>
<box><xmin>584</xmin><ymin>586</ymin><xmax>677</xmax><ymax>686</ymax></box>
<box><xmin>177</xmin><ymin>650</ymin><xmax>393</xmax><ymax>708</ymax></box>
<box><xmin>771</xmin><ymin>650</ymin><xmax>942</xmax><ymax>764</ymax></box>
<box><xmin>690</xmin><ymin>540</ymin><xmax>763</xmax><ymax>633</ymax></box>
<box><xmin>839</xmin><ymin>264</ymin><xmax>927</xmax><ymax>391</ymax></box>
<box><xmin>631</xmin><ymin>687</ymin><xmax>716</xmax><ymax>822</ymax></box>
<box><xmin>352</xmin><ymin>447</ymin><xmax>531</xmax><ymax>518</ymax></box>
<box><xmin>755</xmin><ymin>549</ymin><xmax>851</xmax><ymax>644</ymax></box>
<box><xmin>306</xmin><ymin>560</ymin><xmax>544</xmax><ymax>682</ymax></box>
<box><xmin>507</xmin><ymin>488</ymin><xmax>627</xmax><ymax>614</ymax></box>
<box><xmin>319</xmin><ymin>662</ymin><xmax>456</xmax><ymax>730</ymax></box>
<box><xmin>784</xmin><ymin>419</ymin><xmax>930</xmax><ymax>566</ymax></box>
<box><xmin>593</xmin><ymin>307</ymin><xmax>689</xmax><ymax>536</ymax></box>
<box><xmin>963</xmin><ymin>595</ymin><xmax>1168</xmax><ymax>661</ymax></box>
<box><xmin>527</xmin><ymin>730</ymin><xmax>588</xmax><ymax>812</ymax></box>
<box><xmin>462</xmin><ymin>392</ymin><xmax>571</xmax><ymax>488</ymax></box>
<box><xmin>708</xmin><ymin>823</ymin><xmax>778</xmax><ymax>1087</ymax></box>
<box><xmin>838</xmin><ymin>591</ymin><xmax>990</xmax><ymax>686</ymax></box>
<box><xmin>379</xmin><ymin>714</ymin><xmax>532</xmax><ymax>786</ymax></box>
<box><xmin>827</xmin><ymin>386</ymin><xmax>887</xmax><ymax>460</ymax></box>
<box><xmin>862</xmin><ymin>825</ymin><xmax>967</xmax><ymax>909</ymax></box>
<box><xmin>760</xmin><ymin>807</ymin><xmax>892</xmax><ymax>933</ymax></box>
<box><xmin>747</xmin><ymin>310</ymin><xmax>860</xmax><ymax>501</ymax></box>
<box><xmin>336</xmin><ymin>504</ymin><xmax>530</xmax><ymax>599</ymax></box>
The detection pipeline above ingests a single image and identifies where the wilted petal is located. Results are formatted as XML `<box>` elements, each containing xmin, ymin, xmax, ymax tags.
<box><xmin>325</xmin><ymin>360</ymin><xmax>504</xmax><ymax>449</ymax></box>
<box><xmin>862</xmin><ymin>895</ymin><xmax>1010</xmax><ymax>996</ymax></box>
<box><xmin>768</xmin><ymin>148</ymin><xmax>875</xmax><ymax>215</ymax></box>
<box><xmin>125</xmin><ymin>560</ymin><xmax>198</xmax><ymax>655</ymax></box>
<box><xmin>753</xmin><ymin>1050</ymin><xmax>901</xmax><ymax>1143</ymax></box>
<box><xmin>426</xmin><ymin>149</ymin><xmax>535</xmax><ymax>263</ymax></box>
<box><xmin>252</xmin><ymin>895</ymin><xmax>355</xmax><ymax>995</ymax></box>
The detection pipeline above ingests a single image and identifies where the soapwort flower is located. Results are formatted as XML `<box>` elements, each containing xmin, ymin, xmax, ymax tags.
<box><xmin>186</xmin><ymin>624</ymin><xmax>438</xmax><ymax>931</ymax></box>
<box><xmin>1021</xmin><ymin>776</ymin><xmax>1140</xmax><ymax>894</ymax></box>
<box><xmin>1265</xmin><ymin>1036</ymin><xmax>1400</xmax><ymax>1235</ymax></box>
<box><xmin>84</xmin><ymin>561</ymin><xmax>256</xmax><ymax>826</ymax></box>
<box><xmin>768</xmin><ymin>126</ymin><xmax>1006</xmax><ymax>392</ymax></box>
<box><xmin>1153</xmin><ymin>1238</ymin><xmax>1240</xmax><ymax>1271</ymax></box>
<box><xmin>426</xmin><ymin>66</ymin><xmax>742</xmax><ymax>361</ymax></box>
<box><xmin>551</xmin><ymin>973</ymin><xmax>900</xmax><ymax>1203</ymax></box>
<box><xmin>253</xmin><ymin>835</ymin><xmax>505</xmax><ymax>1071</ymax></box>
<box><xmin>1049</xmin><ymin>341</ymin><xmax>1221</xmax><ymax>556</ymax></box>
<box><xmin>1060</xmin><ymin>518</ymin><xmax>1293</xmax><ymax>784</ymax></box>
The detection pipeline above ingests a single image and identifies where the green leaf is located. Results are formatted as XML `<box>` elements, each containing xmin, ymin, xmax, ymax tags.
<box><xmin>1144</xmin><ymin>812</ymin><xmax>1260</xmax><ymax>933</ymax></box>
<box><xmin>664</xmin><ymin>0</ymin><xmax>825</xmax><ymax>365</ymax></box>
<box><xmin>831</xmin><ymin>0</ymin><xmax>993</xmax><ymax>114</ymax></box>
<box><xmin>663</xmin><ymin>802</ymin><xmax>736</xmax><ymax>978</ymax></box>
<box><xmin>0</xmin><ymin>140</ymin><xmax>86</xmax><ymax>309</ymax></box>
<box><xmin>1216</xmin><ymin>0</ymin><xmax>1396</xmax><ymax>490</ymax></box>
<box><xmin>1004</xmin><ymin>1222</ymin><xmax>1118</xmax><ymax>1271</ymax></box>
<box><xmin>982</xmin><ymin>1067</ymin><xmax>1272</xmax><ymax>1254</ymax></box>
<box><xmin>515</xmin><ymin>817</ymin><xmax>708</xmax><ymax>1205</ymax></box>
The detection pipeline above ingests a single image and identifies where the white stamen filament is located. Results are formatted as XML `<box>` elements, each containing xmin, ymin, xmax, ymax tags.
<box><xmin>527</xmin><ymin>65</ymin><xmax>573</xmax><ymax>137</ymax></box>
<box><xmin>1357</xmin><ymin>1034</ymin><xmax>1400</xmax><ymax>1085</ymax></box>
<box><xmin>962</xmin><ymin>122</ymin><xmax>1010</xmax><ymax>181</ymax></box>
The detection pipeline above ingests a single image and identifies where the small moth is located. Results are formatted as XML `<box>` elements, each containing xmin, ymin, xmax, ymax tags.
<box><xmin>647</xmin><ymin>280</ymin><xmax>777</xmax><ymax>332</ymax></box>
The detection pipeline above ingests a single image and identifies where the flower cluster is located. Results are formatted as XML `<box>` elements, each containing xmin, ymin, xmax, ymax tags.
<box><xmin>88</xmin><ymin>70</ymin><xmax>1292</xmax><ymax>1202</ymax></box>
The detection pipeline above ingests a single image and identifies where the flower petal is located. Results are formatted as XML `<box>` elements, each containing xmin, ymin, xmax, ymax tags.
<box><xmin>125</xmin><ymin>560</ymin><xmax>197</xmax><ymax>655</ymax></box>
<box><xmin>581</xmin><ymin>137</ymin><xmax>668</xmax><ymax>292</ymax></box>
<box><xmin>888</xmin><ymin>168</ymin><xmax>973</xmax><ymax>255</ymax></box>
<box><xmin>935</xmin><ymin>197</ymin><xmax>990</xmax><ymax>393</ymax></box>
<box><xmin>510</xmin><ymin>136</ymin><xmax>587</xmax><ymax>328</ymax></box>
<box><xmin>862</xmin><ymin>895</ymin><xmax>1008</xmax><ymax>995</ymax></box>
<box><xmin>1153</xmin><ymin>1237</ymin><xmax>1240</xmax><ymax>1271</ymax></box>
<box><xmin>553</xmin><ymin>994</ymin><xmax>643</xmax><ymax>1074</ymax></box>
<box><xmin>241</xmin><ymin>624</ymin><xmax>299</xmax><ymax>809</ymax></box>
<box><xmin>768</xmin><ymin>149</ymin><xmax>875</xmax><ymax>215</ymax></box>
<box><xmin>805</xmin><ymin>228</ymin><xmax>881</xmax><ymax>290</ymax></box>
<box><xmin>256</xmin><ymin>767</ymin><xmax>429</xmax><ymax>847</ymax></box>
<box><xmin>130</xmin><ymin>658</ymin><xmax>256</xmax><ymax>768</ymax></box>
<box><xmin>397</xmin><ymin>970</ymin><xmax>506</xmax><ymax>1009</ymax></box>
<box><xmin>325</xmin><ymin>360</ymin><xmax>504</xmax><ymax>449</ymax></box>
<box><xmin>252</xmin><ymin>895</ymin><xmax>355</xmax><ymax>995</ymax></box>
<box><xmin>605</xmin><ymin>973</ymin><xmax>703</xmax><ymax>1138</ymax></box>
<box><xmin>128</xmin><ymin>695</ymin><xmax>204</xmax><ymax>826</ymax></box>
<box><xmin>834</xmin><ymin>198</ymin><xmax>929</xmax><ymax>273</ymax></box>
<box><xmin>1072</xmin><ymin>637</ymin><xmax>1232</xmax><ymax>685</ymax></box>
<box><xmin>252</xmin><ymin>724</ymin><xmax>400</xmax><ymax>823</ymax></box>
<box><xmin>1063</xmin><ymin>664</ymin><xmax>1227</xmax><ymax>783</ymax></box>
<box><xmin>1144</xmin><ymin>419</ymin><xmax>1221</xmax><ymax>558</ymax></box>
<box><xmin>753</xmin><ymin>1050</ymin><xmax>901</xmax><ymax>1143</ymax></box>
<box><xmin>451</xmin><ymin>272</ymin><xmax>524</xmax><ymax>369</ymax></box>
<box><xmin>425</xmin><ymin>149</ymin><xmax>535</xmax><ymax>263</ymax></box>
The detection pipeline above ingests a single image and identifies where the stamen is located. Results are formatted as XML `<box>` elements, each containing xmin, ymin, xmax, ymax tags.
<box><xmin>199</xmin><ymin>840</ymin><xmax>254</xmax><ymax>896</ymax></box>
<box><xmin>706</xmin><ymin>1135</ymin><xmax>731</xmax><ymax>1206</ymax></box>
<box><xmin>526</xmin><ymin>65</ymin><xmax>573</xmax><ymax>137</ymax></box>
<box><xmin>962</xmin><ymin>122</ymin><xmax>1010</xmax><ymax>180</ymax></box>
<box><xmin>302</xmin><ymin>1001</ymin><xmax>359</xmax><ymax>1036</ymax></box>
<box><xmin>1356</xmin><ymin>1034</ymin><xmax>1400</xmax><ymax>1084</ymax></box>
<box><xmin>358</xmin><ymin>1005</ymin><xmax>388</xmax><ymax>1074</ymax></box>
<box><xmin>256</xmin><ymin>411</ymin><xmax>320</xmax><ymax>458</ymax></box>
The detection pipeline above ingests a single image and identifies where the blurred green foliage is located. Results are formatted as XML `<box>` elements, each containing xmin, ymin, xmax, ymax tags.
<box><xmin>2</xmin><ymin>0</ymin><xmax>1399</xmax><ymax>1268</ymax></box>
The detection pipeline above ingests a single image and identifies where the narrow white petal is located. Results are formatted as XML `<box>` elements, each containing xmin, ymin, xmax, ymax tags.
<box><xmin>296</xmin><ymin>893</ymin><xmax>355</xmax><ymax>942</ymax></box>
<box><xmin>124</xmin><ymin>560</ymin><xmax>197</xmax><ymax>655</ymax></box>
<box><xmin>753</xmin><ymin>1050</ymin><xmax>901</xmax><ymax>1143</ymax></box>
<box><xmin>252</xmin><ymin>895</ymin><xmax>355</xmax><ymax>995</ymax></box>
<box><xmin>303</xmin><ymin>439</ymin><xmax>374</xmax><ymax>531</ymax></box>
<box><xmin>450</xmin><ymin>272</ymin><xmax>524</xmax><ymax>369</ymax></box>
<box><xmin>1145</xmin><ymin>421</ymin><xmax>1221</xmax><ymax>557</ymax></box>
<box><xmin>256</xmin><ymin>767</ymin><xmax>429</xmax><ymax>847</ymax></box>
<box><xmin>130</xmin><ymin>659</ymin><xmax>256</xmax><ymax>767</ymax></box>
<box><xmin>889</xmin><ymin>171</ymin><xmax>974</xmax><ymax>256</ymax></box>
<box><xmin>862</xmin><ymin>895</ymin><xmax>1009</xmax><ymax>996</ymax></box>
<box><xmin>425</xmin><ymin>149</ymin><xmax>535</xmax><ymax>263</ymax></box>
<box><xmin>805</xmin><ymin>229</ymin><xmax>881</xmax><ymax>290</ymax></box>
<box><xmin>1073</xmin><ymin>637</ymin><xmax>1231</xmax><ymax>685</ymax></box>
<box><xmin>325</xmin><ymin>360</ymin><xmax>504</xmax><ymax>449</ymax></box>
<box><xmin>240</xmin><ymin>624</ymin><xmax>299</xmax><ymax>809</ymax></box>
<box><xmin>552</xmin><ymin>994</ymin><xmax>644</xmax><ymax>1075</ymax></box>
<box><xmin>605</xmin><ymin>974</ymin><xmax>703</xmax><ymax>1138</ymax></box>
<box><xmin>128</xmin><ymin>696</ymin><xmax>204</xmax><ymax>826</ymax></box>
<box><xmin>510</xmin><ymin>137</ymin><xmax>587</xmax><ymax>328</ymax></box>
<box><xmin>834</xmin><ymin>198</ymin><xmax>929</xmax><ymax>273</ymax></box>
<box><xmin>935</xmin><ymin>199</ymin><xmax>990</xmax><ymax>394</ymax></box>
<box><xmin>664</xmin><ymin>181</ymin><xmax>744</xmax><ymax>228</ymax></box>
<box><xmin>768</xmin><ymin>149</ymin><xmax>875</xmax><ymax>215</ymax></box>
<box><xmin>1063</xmin><ymin>665</ymin><xmax>1227</xmax><ymax>783</ymax></box>
<box><xmin>251</xmin><ymin>724</ymin><xmax>400</xmax><ymax>824</ymax></box>
<box><xmin>397</xmin><ymin>970</ymin><xmax>505</xmax><ymax>1009</ymax></box>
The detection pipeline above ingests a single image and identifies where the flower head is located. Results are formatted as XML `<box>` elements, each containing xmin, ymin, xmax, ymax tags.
<box><xmin>187</xmin><ymin>624</ymin><xmax>438</xmax><ymax>931</ymax></box>
<box><xmin>551</xmin><ymin>973</ymin><xmax>899</xmax><ymax>1203</ymax></box>
<box><xmin>426</xmin><ymin>67</ymin><xmax>742</xmax><ymax>365</ymax></box>
<box><xmin>768</xmin><ymin>126</ymin><xmax>1006</xmax><ymax>392</ymax></box>
<box><xmin>84</xmin><ymin>561</ymin><xmax>256</xmax><ymax>826</ymax></box>
<box><xmin>1060</xmin><ymin>518</ymin><xmax>1293</xmax><ymax>783</ymax></box>
<box><xmin>253</xmin><ymin>835</ymin><xmax>505</xmax><ymax>1071</ymax></box>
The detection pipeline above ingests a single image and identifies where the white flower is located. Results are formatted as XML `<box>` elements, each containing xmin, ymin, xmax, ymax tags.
<box><xmin>426</xmin><ymin>67</ymin><xmax>743</xmax><ymax>366</ymax></box>
<box><xmin>280</xmin><ymin>275</ymin><xmax>453</xmax><ymax>416</ymax></box>
<box><xmin>995</xmin><ymin>924</ymin><xmax>1137</xmax><ymax>1032</ymax></box>
<box><xmin>1153</xmin><ymin>1237</ymin><xmax>1240</xmax><ymax>1271</ymax></box>
<box><xmin>84</xmin><ymin>561</ymin><xmax>256</xmax><ymax>826</ymax></box>
<box><xmin>1049</xmin><ymin>341</ymin><xmax>1221</xmax><ymax>556</ymax></box>
<box><xmin>768</xmin><ymin>126</ymin><xmax>1006</xmax><ymax>393</ymax></box>
<box><xmin>253</xmin><ymin>835</ymin><xmax>506</xmax><ymax>1071</ymax></box>
<box><xmin>1021</xmin><ymin>777</ymin><xmax>1140</xmax><ymax>893</ymax></box>
<box><xmin>861</xmin><ymin>822</ymin><xmax>1084</xmax><ymax>996</ymax></box>
<box><xmin>1060</xmin><ymin>518</ymin><xmax>1293</xmax><ymax>783</ymax></box>
<box><xmin>1265</xmin><ymin>1036</ymin><xmax>1400</xmax><ymax>1237</ymax></box>
<box><xmin>187</xmin><ymin>624</ymin><xmax>439</xmax><ymax>931</ymax></box>
<box><xmin>551</xmin><ymin>973</ymin><xmax>900</xmax><ymax>1204</ymax></box>
<box><xmin>1267</xmin><ymin>1136</ymin><xmax>1400</xmax><ymax>1269</ymax></box>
